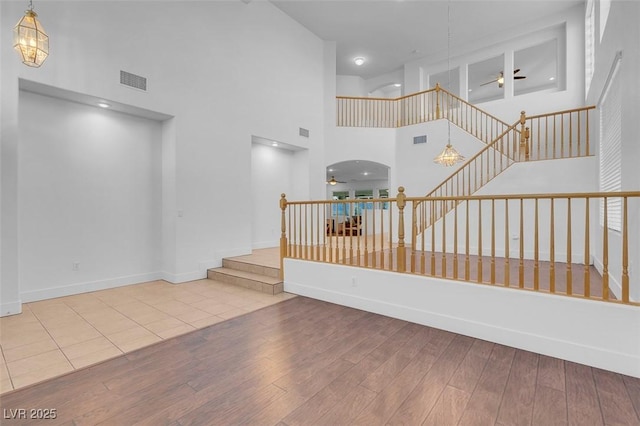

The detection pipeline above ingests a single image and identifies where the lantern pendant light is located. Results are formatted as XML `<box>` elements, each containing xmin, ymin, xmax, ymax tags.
<box><xmin>433</xmin><ymin>0</ymin><xmax>464</xmax><ymax>167</ymax></box>
<box><xmin>13</xmin><ymin>0</ymin><xmax>49</xmax><ymax>68</ymax></box>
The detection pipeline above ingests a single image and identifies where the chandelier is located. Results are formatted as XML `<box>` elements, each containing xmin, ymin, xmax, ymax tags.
<box><xmin>13</xmin><ymin>0</ymin><xmax>49</xmax><ymax>68</ymax></box>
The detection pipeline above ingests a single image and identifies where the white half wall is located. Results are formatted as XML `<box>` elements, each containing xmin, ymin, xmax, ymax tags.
<box><xmin>285</xmin><ymin>258</ymin><xmax>640</xmax><ymax>378</ymax></box>
<box><xmin>18</xmin><ymin>91</ymin><xmax>162</xmax><ymax>302</ymax></box>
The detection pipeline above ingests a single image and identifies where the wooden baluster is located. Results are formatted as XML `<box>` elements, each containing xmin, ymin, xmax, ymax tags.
<box><xmin>301</xmin><ymin>204</ymin><xmax>305</xmax><ymax>259</ymax></box>
<box><xmin>622</xmin><ymin>196</ymin><xmax>629</xmax><ymax>303</ymax></box>
<box><xmin>288</xmin><ymin>203</ymin><xmax>293</xmax><ymax>258</ymax></box>
<box><xmin>465</xmin><ymin>199</ymin><xmax>470</xmax><ymax>280</ymax></box>
<box><xmin>477</xmin><ymin>200</ymin><xmax>483</xmax><ymax>283</ymax></box>
<box><xmin>550</xmin><ymin>198</ymin><xmax>555</xmax><ymax>293</ymax></box>
<box><xmin>441</xmin><ymin>199</ymin><xmax>447</xmax><ymax>277</ymax></box>
<box><xmin>577</xmin><ymin>111</ymin><xmax>581</xmax><ymax>156</ymax></box>
<box><xmin>323</xmin><ymin>203</ymin><xmax>327</xmax><ymax>263</ymax></box>
<box><xmin>561</xmin><ymin>114</ymin><xmax>565</xmax><ymax>158</ymax></box>
<box><xmin>292</xmin><ymin>205</ymin><xmax>297</xmax><ymax>258</ymax></box>
<box><xmin>372</xmin><ymin>200</ymin><xmax>376</xmax><ymax>268</ymax></box>
<box><xmin>553</xmin><ymin>115</ymin><xmax>557</xmax><ymax>160</ymax></box>
<box><xmin>431</xmin><ymin>200</ymin><xmax>436</xmax><ymax>275</ymax></box>
<box><xmin>545</xmin><ymin>116</ymin><xmax>549</xmax><ymax>160</ymax></box>
<box><xmin>436</xmin><ymin>83</ymin><xmax>441</xmax><ymax>119</ymax></box>
<box><xmin>566</xmin><ymin>198</ymin><xmax>572</xmax><ymax>295</ymax></box>
<box><xmin>454</xmin><ymin>201</ymin><xmax>459</xmax><ymax>280</ymax></box>
<box><xmin>388</xmin><ymin>200</ymin><xmax>394</xmax><ymax>270</ymax></box>
<box><xmin>603</xmin><ymin>198</ymin><xmax>609</xmax><ymax>300</ymax></box>
<box><xmin>316</xmin><ymin>204</ymin><xmax>321</xmax><ymax>261</ymax></box>
<box><xmin>586</xmin><ymin>108</ymin><xmax>590</xmax><ymax>155</ymax></box>
<box><xmin>341</xmin><ymin>202</ymin><xmax>346</xmax><ymax>265</ymax></box>
<box><xmin>356</xmin><ymin>203</ymin><xmax>361</xmax><ymax>266</ymax></box>
<box><xmin>504</xmin><ymin>199</ymin><xmax>510</xmax><ymax>286</ymax></box>
<box><xmin>279</xmin><ymin>194</ymin><xmax>288</xmax><ymax>279</ymax></box>
<box><xmin>411</xmin><ymin>202</ymin><xmax>417</xmax><ymax>273</ymax></box>
<box><xmin>305</xmin><ymin>204</ymin><xmax>309</xmax><ymax>260</ymax></box>
<box><xmin>491</xmin><ymin>199</ymin><xmax>496</xmax><ymax>284</ymax></box>
<box><xmin>534</xmin><ymin>199</ymin><xmax>539</xmax><ymax>291</ymax></box>
<box><xmin>519</xmin><ymin>198</ymin><xmax>525</xmax><ymax>288</ymax></box>
<box><xmin>380</xmin><ymin>198</ymin><xmax>385</xmax><ymax>268</ymax></box>
<box><xmin>569</xmin><ymin>111</ymin><xmax>573</xmax><ymax>157</ymax></box>
<box><xmin>349</xmin><ymin>203</ymin><xmax>354</xmax><ymax>265</ymax></box>
<box><xmin>584</xmin><ymin>197</ymin><xmax>590</xmax><ymax>297</ymax></box>
<box><xmin>364</xmin><ymin>203</ymin><xmax>369</xmax><ymax>268</ymax></box>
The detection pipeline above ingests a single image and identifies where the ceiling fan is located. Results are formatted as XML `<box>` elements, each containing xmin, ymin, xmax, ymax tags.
<box><xmin>326</xmin><ymin>176</ymin><xmax>346</xmax><ymax>186</ymax></box>
<box><xmin>480</xmin><ymin>69</ymin><xmax>527</xmax><ymax>88</ymax></box>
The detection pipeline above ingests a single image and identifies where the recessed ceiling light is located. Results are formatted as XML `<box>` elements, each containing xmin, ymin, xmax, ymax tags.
<box><xmin>271</xmin><ymin>142</ymin><xmax>278</xmax><ymax>147</ymax></box>
<box><xmin>468</xmin><ymin>89</ymin><xmax>473</xmax><ymax>92</ymax></box>
<box><xmin>363</xmin><ymin>172</ymin><xmax>369</xmax><ymax>176</ymax></box>
<box><xmin>393</xmin><ymin>83</ymin><xmax>402</xmax><ymax>87</ymax></box>
<box><xmin>328</xmin><ymin>168</ymin><xmax>334</xmax><ymax>172</ymax></box>
<box><xmin>97</xmin><ymin>102</ymin><xmax>110</xmax><ymax>108</ymax></box>
<box><xmin>353</xmin><ymin>57</ymin><xmax>365</xmax><ymax>66</ymax></box>
<box><xmin>549</xmin><ymin>77</ymin><xmax>556</xmax><ymax>81</ymax></box>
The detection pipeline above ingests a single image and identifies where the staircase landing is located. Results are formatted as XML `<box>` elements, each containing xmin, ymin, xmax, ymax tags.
<box><xmin>207</xmin><ymin>247</ymin><xmax>283</xmax><ymax>295</ymax></box>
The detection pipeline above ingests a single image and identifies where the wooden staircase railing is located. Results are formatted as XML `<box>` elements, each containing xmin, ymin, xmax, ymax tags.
<box><xmin>336</xmin><ymin>84</ymin><xmax>515</xmax><ymax>144</ymax></box>
<box><xmin>417</xmin><ymin>105</ymin><xmax>597</xmax><ymax>237</ymax></box>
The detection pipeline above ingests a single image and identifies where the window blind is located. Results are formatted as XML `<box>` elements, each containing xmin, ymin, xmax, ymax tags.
<box><xmin>599</xmin><ymin>56</ymin><xmax>622</xmax><ymax>231</ymax></box>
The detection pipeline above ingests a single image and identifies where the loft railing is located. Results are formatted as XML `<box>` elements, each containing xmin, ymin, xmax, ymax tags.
<box><xmin>279</xmin><ymin>189</ymin><xmax>640</xmax><ymax>306</ymax></box>
<box><xmin>522</xmin><ymin>106</ymin><xmax>596</xmax><ymax>160</ymax></box>
<box><xmin>336</xmin><ymin>84</ymin><xmax>514</xmax><ymax>144</ymax></box>
<box><xmin>419</xmin><ymin>105</ymin><xmax>597</xmax><ymax>236</ymax></box>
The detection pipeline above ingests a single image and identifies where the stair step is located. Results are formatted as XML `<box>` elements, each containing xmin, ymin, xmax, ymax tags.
<box><xmin>222</xmin><ymin>258</ymin><xmax>280</xmax><ymax>279</ymax></box>
<box><xmin>207</xmin><ymin>267</ymin><xmax>283</xmax><ymax>295</ymax></box>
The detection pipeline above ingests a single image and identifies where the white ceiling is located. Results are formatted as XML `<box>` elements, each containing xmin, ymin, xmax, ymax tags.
<box><xmin>271</xmin><ymin>0</ymin><xmax>583</xmax><ymax>80</ymax></box>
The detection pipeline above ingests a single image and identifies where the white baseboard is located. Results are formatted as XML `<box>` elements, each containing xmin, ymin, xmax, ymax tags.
<box><xmin>20</xmin><ymin>272</ymin><xmax>163</xmax><ymax>303</ymax></box>
<box><xmin>161</xmin><ymin>270</ymin><xmax>206</xmax><ymax>284</ymax></box>
<box><xmin>0</xmin><ymin>300</ymin><xmax>23</xmax><ymax>317</ymax></box>
<box><xmin>284</xmin><ymin>259</ymin><xmax>640</xmax><ymax>379</ymax></box>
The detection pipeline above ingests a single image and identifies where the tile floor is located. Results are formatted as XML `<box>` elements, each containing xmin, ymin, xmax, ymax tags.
<box><xmin>0</xmin><ymin>277</ymin><xmax>295</xmax><ymax>394</ymax></box>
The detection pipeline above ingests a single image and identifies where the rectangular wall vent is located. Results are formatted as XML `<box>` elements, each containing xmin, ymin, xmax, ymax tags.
<box><xmin>299</xmin><ymin>127</ymin><xmax>309</xmax><ymax>138</ymax></box>
<box><xmin>413</xmin><ymin>135</ymin><xmax>427</xmax><ymax>145</ymax></box>
<box><xmin>120</xmin><ymin>70</ymin><xmax>147</xmax><ymax>91</ymax></box>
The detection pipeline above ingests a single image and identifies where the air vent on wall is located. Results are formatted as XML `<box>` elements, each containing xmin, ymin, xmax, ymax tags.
<box><xmin>299</xmin><ymin>127</ymin><xmax>309</xmax><ymax>138</ymax></box>
<box><xmin>120</xmin><ymin>70</ymin><xmax>147</xmax><ymax>91</ymax></box>
<box><xmin>413</xmin><ymin>135</ymin><xmax>427</xmax><ymax>145</ymax></box>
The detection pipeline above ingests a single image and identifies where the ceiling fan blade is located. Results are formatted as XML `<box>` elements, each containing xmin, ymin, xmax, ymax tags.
<box><xmin>513</xmin><ymin>68</ymin><xmax>521</xmax><ymax>75</ymax></box>
<box><xmin>480</xmin><ymin>79</ymin><xmax>498</xmax><ymax>86</ymax></box>
<box><xmin>514</xmin><ymin>76</ymin><xmax>527</xmax><ymax>80</ymax></box>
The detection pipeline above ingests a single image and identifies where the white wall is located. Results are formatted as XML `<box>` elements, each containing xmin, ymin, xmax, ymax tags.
<box><xmin>285</xmin><ymin>258</ymin><xmax>640</xmax><ymax>379</ymax></box>
<box><xmin>1</xmin><ymin>1</ymin><xmax>326</xmax><ymax>313</ymax></box>
<box><xmin>251</xmin><ymin>143</ymin><xmax>297</xmax><ymax>249</ymax></box>
<box><xmin>336</xmin><ymin>75</ymin><xmax>367</xmax><ymax>97</ymax></box>
<box><xmin>18</xmin><ymin>91</ymin><xmax>162</xmax><ymax>302</ymax></box>
<box><xmin>587</xmin><ymin>0</ymin><xmax>640</xmax><ymax>302</ymax></box>
<box><xmin>395</xmin><ymin>120</ymin><xmax>487</xmax><ymax>196</ymax></box>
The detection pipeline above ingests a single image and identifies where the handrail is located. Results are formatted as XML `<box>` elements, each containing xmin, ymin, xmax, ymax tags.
<box><xmin>335</xmin><ymin>87</ymin><xmax>437</xmax><ymax>102</ymax></box>
<box><xmin>526</xmin><ymin>105</ymin><xmax>596</xmax><ymax>120</ymax></box>
<box><xmin>426</xmin><ymin>119</ymin><xmax>521</xmax><ymax>197</ymax></box>
<box><xmin>279</xmin><ymin>190</ymin><xmax>640</xmax><ymax>306</ymax></box>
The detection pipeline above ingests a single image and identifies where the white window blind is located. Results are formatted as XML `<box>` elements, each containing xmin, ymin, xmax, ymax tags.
<box><xmin>599</xmin><ymin>55</ymin><xmax>622</xmax><ymax>231</ymax></box>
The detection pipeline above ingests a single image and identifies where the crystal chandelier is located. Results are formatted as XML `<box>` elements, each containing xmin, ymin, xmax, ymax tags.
<box><xmin>433</xmin><ymin>1</ymin><xmax>464</xmax><ymax>167</ymax></box>
<box><xmin>13</xmin><ymin>0</ymin><xmax>49</xmax><ymax>68</ymax></box>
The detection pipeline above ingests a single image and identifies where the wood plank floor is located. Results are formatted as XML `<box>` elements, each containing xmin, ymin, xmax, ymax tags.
<box><xmin>1</xmin><ymin>296</ymin><xmax>638</xmax><ymax>426</ymax></box>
